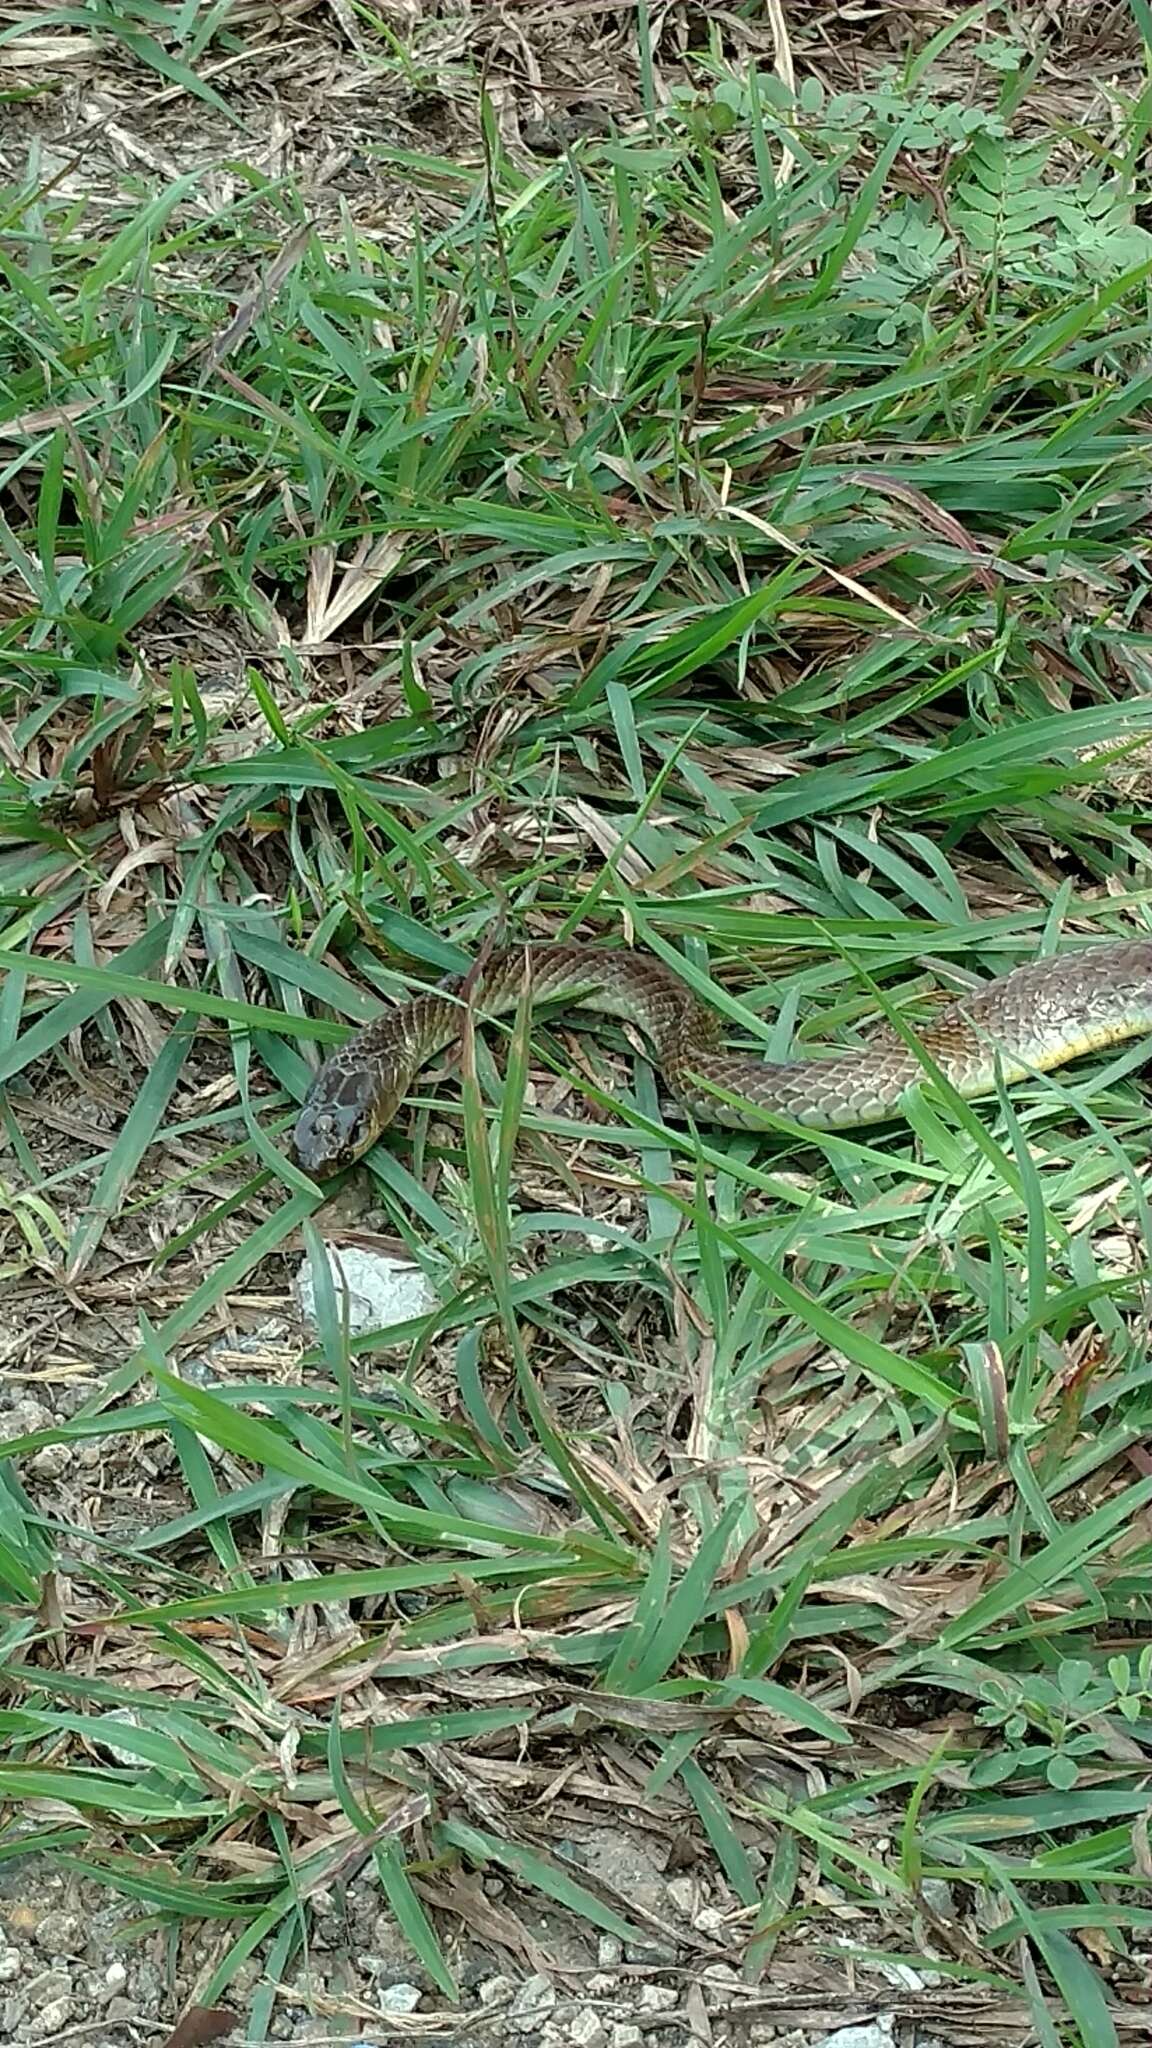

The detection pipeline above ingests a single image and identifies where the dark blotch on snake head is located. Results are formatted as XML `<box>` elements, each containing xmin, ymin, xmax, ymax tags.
<box><xmin>292</xmin><ymin>1062</ymin><xmax>399</xmax><ymax>1177</ymax></box>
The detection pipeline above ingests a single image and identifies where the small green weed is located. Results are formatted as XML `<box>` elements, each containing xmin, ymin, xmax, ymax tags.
<box><xmin>975</xmin><ymin>1650</ymin><xmax>1152</xmax><ymax>1791</ymax></box>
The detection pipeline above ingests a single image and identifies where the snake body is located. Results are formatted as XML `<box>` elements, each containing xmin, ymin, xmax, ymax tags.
<box><xmin>291</xmin><ymin>940</ymin><xmax>1152</xmax><ymax>1177</ymax></box>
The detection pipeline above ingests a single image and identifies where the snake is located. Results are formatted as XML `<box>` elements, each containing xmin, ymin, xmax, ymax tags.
<box><xmin>290</xmin><ymin>939</ymin><xmax>1152</xmax><ymax>1177</ymax></box>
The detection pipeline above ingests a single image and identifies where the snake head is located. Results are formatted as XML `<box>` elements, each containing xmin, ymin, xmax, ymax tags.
<box><xmin>291</xmin><ymin>1062</ymin><xmax>398</xmax><ymax>1178</ymax></box>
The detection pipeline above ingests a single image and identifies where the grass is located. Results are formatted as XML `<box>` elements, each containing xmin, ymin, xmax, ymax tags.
<box><xmin>3</xmin><ymin>5</ymin><xmax>1152</xmax><ymax>2041</ymax></box>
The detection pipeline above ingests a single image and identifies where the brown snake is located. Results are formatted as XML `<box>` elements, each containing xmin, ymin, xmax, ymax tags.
<box><xmin>290</xmin><ymin>939</ymin><xmax>1152</xmax><ymax>1177</ymax></box>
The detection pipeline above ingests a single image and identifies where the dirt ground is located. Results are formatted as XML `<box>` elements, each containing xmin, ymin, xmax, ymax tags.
<box><xmin>1</xmin><ymin>3</ymin><xmax>1149</xmax><ymax>2046</ymax></box>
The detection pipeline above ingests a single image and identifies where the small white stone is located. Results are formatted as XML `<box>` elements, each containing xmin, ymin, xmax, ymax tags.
<box><xmin>0</xmin><ymin>1953</ymin><xmax>21</xmax><ymax>1983</ymax></box>
<box><xmin>919</xmin><ymin>1878</ymin><xmax>955</xmax><ymax>1918</ymax></box>
<box><xmin>569</xmin><ymin>2013</ymin><xmax>607</xmax><ymax>2048</ymax></box>
<box><xmin>596</xmin><ymin>1934</ymin><xmax>622</xmax><ymax>1968</ymax></box>
<box><xmin>295</xmin><ymin>1246</ymin><xmax>438</xmax><ymax>1337</ymax></box>
<box><xmin>387</xmin><ymin>1426</ymin><xmax>422</xmax><ymax>1457</ymax></box>
<box><xmin>478</xmin><ymin>1974</ymin><xmax>515</xmax><ymax>2007</ymax></box>
<box><xmin>693</xmin><ymin>1904</ymin><xmax>727</xmax><ymax>1936</ymax></box>
<box><xmin>623</xmin><ymin>1941</ymin><xmax>679</xmax><ymax>1966</ymax></box>
<box><xmin>28</xmin><ymin>1445</ymin><xmax>71</xmax><ymax>1480</ymax></box>
<box><xmin>103</xmin><ymin>1962</ymin><xmax>128</xmax><ymax>1994</ymax></box>
<box><xmin>22</xmin><ymin>1969</ymin><xmax>71</xmax><ymax>2004</ymax></box>
<box><xmin>818</xmin><ymin>2022</ymin><xmax>896</xmax><ymax>2048</ymax></box>
<box><xmin>0</xmin><ymin>1399</ymin><xmax>51</xmax><ymax>1439</ymax></box>
<box><xmin>585</xmin><ymin>1974</ymin><xmax>617</xmax><ymax>1996</ymax></box>
<box><xmin>873</xmin><ymin>1960</ymin><xmax>923</xmax><ymax>1990</ymax></box>
<box><xmin>508</xmin><ymin>1974</ymin><xmax>555</xmax><ymax>2028</ymax></box>
<box><xmin>639</xmin><ymin>1984</ymin><xmax>678</xmax><ymax>2012</ymax></box>
<box><xmin>665</xmin><ymin>1876</ymin><xmax>697</xmax><ymax>1917</ymax></box>
<box><xmin>379</xmin><ymin>1982</ymin><xmax>421</xmax><ymax>2014</ymax></box>
<box><xmin>611</xmin><ymin>2026</ymin><xmax>643</xmax><ymax>2048</ymax></box>
<box><xmin>26</xmin><ymin>1998</ymin><xmax>73</xmax><ymax>2039</ymax></box>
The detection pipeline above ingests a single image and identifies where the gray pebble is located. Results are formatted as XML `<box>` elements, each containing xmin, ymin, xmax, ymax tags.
<box><xmin>507</xmin><ymin>1973</ymin><xmax>556</xmax><ymax>2028</ymax></box>
<box><xmin>569</xmin><ymin>2011</ymin><xmax>607</xmax><ymax>2048</ymax></box>
<box><xmin>179</xmin><ymin>1354</ymin><xmax>223</xmax><ymax>1388</ymax></box>
<box><xmin>817</xmin><ymin>2024</ymin><xmax>895</xmax><ymax>2048</ymax></box>
<box><xmin>623</xmin><ymin>1941</ymin><xmax>679</xmax><ymax>1966</ymax></box>
<box><xmin>638</xmin><ymin>1984</ymin><xmax>678</xmax><ymax>2012</ymax></box>
<box><xmin>22</xmin><ymin>1995</ymin><xmax>73</xmax><ymax>2040</ymax></box>
<box><xmin>22</xmin><ymin>1970</ymin><xmax>71</xmax><ymax>2004</ymax></box>
<box><xmin>919</xmin><ymin>1877</ymin><xmax>956</xmax><ymax>1918</ymax></box>
<box><xmin>693</xmin><ymin>1904</ymin><xmax>728</xmax><ymax>1936</ymax></box>
<box><xmin>28</xmin><ymin>1445</ymin><xmax>72</xmax><ymax>1480</ymax></box>
<box><xmin>665</xmin><ymin>1876</ymin><xmax>698</xmax><ymax>1918</ymax></box>
<box><xmin>295</xmin><ymin>1245</ymin><xmax>437</xmax><ymax>1337</ymax></box>
<box><xmin>379</xmin><ymin>1982</ymin><xmax>422</xmax><ymax>2014</ymax></box>
<box><xmin>0</xmin><ymin>1399</ymin><xmax>52</xmax><ymax>1439</ymax></box>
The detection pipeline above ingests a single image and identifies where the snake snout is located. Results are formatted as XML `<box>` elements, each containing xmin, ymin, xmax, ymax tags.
<box><xmin>292</xmin><ymin>1062</ymin><xmax>393</xmax><ymax>1177</ymax></box>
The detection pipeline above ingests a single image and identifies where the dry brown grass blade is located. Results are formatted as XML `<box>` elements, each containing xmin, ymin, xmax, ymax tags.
<box><xmin>204</xmin><ymin>222</ymin><xmax>316</xmax><ymax>370</ymax></box>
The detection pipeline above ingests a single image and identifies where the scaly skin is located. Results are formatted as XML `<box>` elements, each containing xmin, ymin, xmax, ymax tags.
<box><xmin>290</xmin><ymin>940</ymin><xmax>1152</xmax><ymax>1176</ymax></box>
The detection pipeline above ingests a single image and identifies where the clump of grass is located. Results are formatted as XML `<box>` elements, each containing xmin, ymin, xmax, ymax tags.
<box><xmin>1</xmin><ymin>9</ymin><xmax>1152</xmax><ymax>2041</ymax></box>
